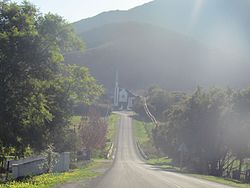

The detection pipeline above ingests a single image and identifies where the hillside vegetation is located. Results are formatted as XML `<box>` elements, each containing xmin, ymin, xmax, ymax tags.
<box><xmin>133</xmin><ymin>86</ymin><xmax>250</xmax><ymax>182</ymax></box>
<box><xmin>67</xmin><ymin>0</ymin><xmax>250</xmax><ymax>91</ymax></box>
<box><xmin>0</xmin><ymin>0</ymin><xmax>102</xmax><ymax>170</ymax></box>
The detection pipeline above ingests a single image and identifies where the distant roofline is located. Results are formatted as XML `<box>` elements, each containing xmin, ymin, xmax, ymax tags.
<box><xmin>119</xmin><ymin>88</ymin><xmax>137</xmax><ymax>97</ymax></box>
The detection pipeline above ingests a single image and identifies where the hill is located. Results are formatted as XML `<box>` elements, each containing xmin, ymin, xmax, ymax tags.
<box><xmin>66</xmin><ymin>21</ymin><xmax>249</xmax><ymax>90</ymax></box>
<box><xmin>74</xmin><ymin>0</ymin><xmax>250</xmax><ymax>57</ymax></box>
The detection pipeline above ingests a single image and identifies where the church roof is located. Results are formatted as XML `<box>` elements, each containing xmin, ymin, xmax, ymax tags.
<box><xmin>119</xmin><ymin>88</ymin><xmax>136</xmax><ymax>97</ymax></box>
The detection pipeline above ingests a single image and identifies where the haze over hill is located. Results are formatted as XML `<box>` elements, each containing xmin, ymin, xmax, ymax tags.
<box><xmin>67</xmin><ymin>0</ymin><xmax>250</xmax><ymax>91</ymax></box>
<box><xmin>74</xmin><ymin>0</ymin><xmax>250</xmax><ymax>56</ymax></box>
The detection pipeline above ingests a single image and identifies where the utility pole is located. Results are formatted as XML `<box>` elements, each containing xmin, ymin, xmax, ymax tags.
<box><xmin>114</xmin><ymin>71</ymin><xmax>119</xmax><ymax>107</ymax></box>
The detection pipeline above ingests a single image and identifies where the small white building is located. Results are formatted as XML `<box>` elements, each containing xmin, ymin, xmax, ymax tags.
<box><xmin>113</xmin><ymin>72</ymin><xmax>136</xmax><ymax>110</ymax></box>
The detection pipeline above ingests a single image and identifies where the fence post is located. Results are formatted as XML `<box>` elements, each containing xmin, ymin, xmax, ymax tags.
<box><xmin>63</xmin><ymin>152</ymin><xmax>70</xmax><ymax>172</ymax></box>
<box><xmin>6</xmin><ymin>161</ymin><xmax>10</xmax><ymax>180</ymax></box>
<box><xmin>12</xmin><ymin>164</ymin><xmax>19</xmax><ymax>179</ymax></box>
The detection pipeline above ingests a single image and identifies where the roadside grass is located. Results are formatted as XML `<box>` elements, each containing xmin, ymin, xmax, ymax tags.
<box><xmin>132</xmin><ymin>120</ymin><xmax>153</xmax><ymax>144</ymax></box>
<box><xmin>103</xmin><ymin>114</ymin><xmax>120</xmax><ymax>158</ymax></box>
<box><xmin>146</xmin><ymin>153</ymin><xmax>250</xmax><ymax>187</ymax></box>
<box><xmin>190</xmin><ymin>174</ymin><xmax>250</xmax><ymax>188</ymax></box>
<box><xmin>107</xmin><ymin>114</ymin><xmax>120</xmax><ymax>142</ymax></box>
<box><xmin>147</xmin><ymin>157</ymin><xmax>180</xmax><ymax>171</ymax></box>
<box><xmin>132</xmin><ymin>119</ymin><xmax>158</xmax><ymax>158</ymax></box>
<box><xmin>0</xmin><ymin>160</ymin><xmax>102</xmax><ymax>188</ymax></box>
<box><xmin>0</xmin><ymin>114</ymin><xmax>120</xmax><ymax>188</ymax></box>
<box><xmin>132</xmin><ymin>119</ymin><xmax>250</xmax><ymax>187</ymax></box>
<box><xmin>147</xmin><ymin>157</ymin><xmax>172</xmax><ymax>165</ymax></box>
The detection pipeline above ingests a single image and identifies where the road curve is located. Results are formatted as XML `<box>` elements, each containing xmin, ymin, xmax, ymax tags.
<box><xmin>95</xmin><ymin>112</ymin><xmax>233</xmax><ymax>188</ymax></box>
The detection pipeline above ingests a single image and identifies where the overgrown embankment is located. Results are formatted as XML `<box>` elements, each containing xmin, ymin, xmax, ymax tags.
<box><xmin>132</xmin><ymin>119</ymin><xmax>158</xmax><ymax>159</ymax></box>
<box><xmin>132</xmin><ymin>85</ymin><xmax>250</xmax><ymax>187</ymax></box>
<box><xmin>133</xmin><ymin>118</ymin><xmax>250</xmax><ymax>188</ymax></box>
<box><xmin>132</xmin><ymin>118</ymin><xmax>178</xmax><ymax>168</ymax></box>
<box><xmin>0</xmin><ymin>160</ymin><xmax>105</xmax><ymax>188</ymax></box>
<box><xmin>104</xmin><ymin>114</ymin><xmax>120</xmax><ymax>159</ymax></box>
<box><xmin>0</xmin><ymin>114</ymin><xmax>120</xmax><ymax>188</ymax></box>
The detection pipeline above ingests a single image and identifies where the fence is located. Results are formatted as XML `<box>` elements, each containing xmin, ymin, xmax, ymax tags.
<box><xmin>8</xmin><ymin>152</ymin><xmax>70</xmax><ymax>179</ymax></box>
<box><xmin>12</xmin><ymin>157</ymin><xmax>46</xmax><ymax>179</ymax></box>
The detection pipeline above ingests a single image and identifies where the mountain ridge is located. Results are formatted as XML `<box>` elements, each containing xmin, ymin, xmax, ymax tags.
<box><xmin>73</xmin><ymin>0</ymin><xmax>250</xmax><ymax>56</ymax></box>
<box><xmin>66</xmin><ymin>21</ymin><xmax>249</xmax><ymax>91</ymax></box>
<box><xmin>68</xmin><ymin>0</ymin><xmax>250</xmax><ymax>91</ymax></box>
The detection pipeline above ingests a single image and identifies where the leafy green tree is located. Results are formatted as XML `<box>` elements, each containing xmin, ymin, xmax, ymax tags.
<box><xmin>224</xmin><ymin>89</ymin><xmax>250</xmax><ymax>178</ymax></box>
<box><xmin>153</xmin><ymin>88</ymin><xmax>232</xmax><ymax>175</ymax></box>
<box><xmin>0</xmin><ymin>1</ymin><xmax>102</xmax><ymax>157</ymax></box>
<box><xmin>133</xmin><ymin>86</ymin><xmax>185</xmax><ymax>121</ymax></box>
<box><xmin>134</xmin><ymin>86</ymin><xmax>250</xmax><ymax>178</ymax></box>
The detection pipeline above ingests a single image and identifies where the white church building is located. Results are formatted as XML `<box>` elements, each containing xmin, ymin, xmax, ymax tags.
<box><xmin>113</xmin><ymin>72</ymin><xmax>136</xmax><ymax>110</ymax></box>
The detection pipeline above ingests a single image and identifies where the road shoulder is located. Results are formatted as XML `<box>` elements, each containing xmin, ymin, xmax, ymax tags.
<box><xmin>57</xmin><ymin>159</ymin><xmax>113</xmax><ymax>188</ymax></box>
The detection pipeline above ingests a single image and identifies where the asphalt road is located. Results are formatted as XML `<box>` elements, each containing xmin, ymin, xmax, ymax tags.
<box><xmin>94</xmin><ymin>112</ymin><xmax>233</xmax><ymax>188</ymax></box>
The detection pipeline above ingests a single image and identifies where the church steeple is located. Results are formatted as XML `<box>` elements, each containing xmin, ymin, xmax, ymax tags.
<box><xmin>114</xmin><ymin>70</ymin><xmax>119</xmax><ymax>107</ymax></box>
<box><xmin>115</xmin><ymin>71</ymin><xmax>119</xmax><ymax>88</ymax></box>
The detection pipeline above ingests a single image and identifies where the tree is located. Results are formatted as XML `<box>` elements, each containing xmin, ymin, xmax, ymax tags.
<box><xmin>134</xmin><ymin>85</ymin><xmax>250</xmax><ymax>178</ymax></box>
<box><xmin>224</xmin><ymin>89</ymin><xmax>250</xmax><ymax>178</ymax></box>
<box><xmin>133</xmin><ymin>86</ymin><xmax>185</xmax><ymax>121</ymax></box>
<box><xmin>0</xmin><ymin>1</ymin><xmax>102</xmax><ymax>157</ymax></box>
<box><xmin>78</xmin><ymin>108</ymin><xmax>108</xmax><ymax>156</ymax></box>
<box><xmin>153</xmin><ymin>87</ymin><xmax>232</xmax><ymax>175</ymax></box>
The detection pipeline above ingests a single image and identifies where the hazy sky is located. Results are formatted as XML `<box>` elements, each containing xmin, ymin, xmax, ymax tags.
<box><xmin>13</xmin><ymin>0</ymin><xmax>152</xmax><ymax>22</ymax></box>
